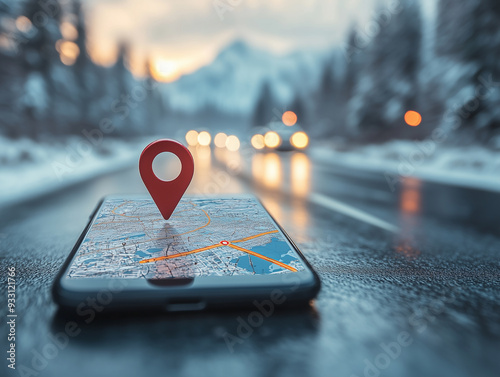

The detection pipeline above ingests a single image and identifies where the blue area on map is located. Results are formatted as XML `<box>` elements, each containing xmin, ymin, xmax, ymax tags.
<box><xmin>147</xmin><ymin>248</ymin><xmax>162</xmax><ymax>253</ymax></box>
<box><xmin>230</xmin><ymin>237</ymin><xmax>296</xmax><ymax>274</ymax></box>
<box><xmin>133</xmin><ymin>247</ymin><xmax>161</xmax><ymax>260</ymax></box>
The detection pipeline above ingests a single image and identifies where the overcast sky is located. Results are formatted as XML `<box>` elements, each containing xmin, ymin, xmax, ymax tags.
<box><xmin>83</xmin><ymin>0</ymin><xmax>383</xmax><ymax>75</ymax></box>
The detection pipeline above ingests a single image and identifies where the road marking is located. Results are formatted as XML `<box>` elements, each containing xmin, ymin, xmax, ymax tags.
<box><xmin>309</xmin><ymin>192</ymin><xmax>399</xmax><ymax>233</ymax></box>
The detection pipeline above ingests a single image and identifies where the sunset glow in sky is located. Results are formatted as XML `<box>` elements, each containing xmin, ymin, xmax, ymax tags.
<box><xmin>83</xmin><ymin>0</ymin><xmax>380</xmax><ymax>78</ymax></box>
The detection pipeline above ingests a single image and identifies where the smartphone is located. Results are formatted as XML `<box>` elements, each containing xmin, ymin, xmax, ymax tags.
<box><xmin>53</xmin><ymin>195</ymin><xmax>320</xmax><ymax>312</ymax></box>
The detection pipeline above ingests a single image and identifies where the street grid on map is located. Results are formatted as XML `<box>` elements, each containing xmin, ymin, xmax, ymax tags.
<box><xmin>67</xmin><ymin>198</ymin><xmax>305</xmax><ymax>279</ymax></box>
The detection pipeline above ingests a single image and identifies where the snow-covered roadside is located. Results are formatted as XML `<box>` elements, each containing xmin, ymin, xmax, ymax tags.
<box><xmin>310</xmin><ymin>140</ymin><xmax>500</xmax><ymax>192</ymax></box>
<box><xmin>0</xmin><ymin>136</ymin><xmax>152</xmax><ymax>208</ymax></box>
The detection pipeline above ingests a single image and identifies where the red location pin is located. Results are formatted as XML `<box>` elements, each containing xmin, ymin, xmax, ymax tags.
<box><xmin>139</xmin><ymin>139</ymin><xmax>194</xmax><ymax>220</ymax></box>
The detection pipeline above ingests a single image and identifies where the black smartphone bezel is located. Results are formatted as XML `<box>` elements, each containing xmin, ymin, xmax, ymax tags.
<box><xmin>52</xmin><ymin>195</ymin><xmax>321</xmax><ymax>312</ymax></box>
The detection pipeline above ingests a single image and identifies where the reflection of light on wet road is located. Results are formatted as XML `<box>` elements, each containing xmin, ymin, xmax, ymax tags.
<box><xmin>213</xmin><ymin>146</ymin><xmax>226</xmax><ymax>164</ymax></box>
<box><xmin>188</xmin><ymin>146</ymin><xmax>212</xmax><ymax>192</ymax></box>
<box><xmin>190</xmin><ymin>146</ymin><xmax>244</xmax><ymax>195</ymax></box>
<box><xmin>251</xmin><ymin>153</ymin><xmax>264</xmax><ymax>182</ymax></box>
<box><xmin>291</xmin><ymin>152</ymin><xmax>310</xmax><ymax>197</ymax></box>
<box><xmin>400</xmin><ymin>177</ymin><xmax>421</xmax><ymax>214</ymax></box>
<box><xmin>263</xmin><ymin>153</ymin><xmax>282</xmax><ymax>189</ymax></box>
<box><xmin>260</xmin><ymin>197</ymin><xmax>283</xmax><ymax>224</ymax></box>
<box><xmin>249</xmin><ymin>149</ymin><xmax>399</xmax><ymax>234</ymax></box>
<box><xmin>291</xmin><ymin>201</ymin><xmax>309</xmax><ymax>237</ymax></box>
<box><xmin>193</xmin><ymin>146</ymin><xmax>211</xmax><ymax>169</ymax></box>
<box><xmin>213</xmin><ymin>146</ymin><xmax>243</xmax><ymax>173</ymax></box>
<box><xmin>394</xmin><ymin>241</ymin><xmax>421</xmax><ymax>260</ymax></box>
<box><xmin>252</xmin><ymin>152</ymin><xmax>283</xmax><ymax>190</ymax></box>
<box><xmin>396</xmin><ymin>177</ymin><xmax>422</xmax><ymax>259</ymax></box>
<box><xmin>226</xmin><ymin>150</ymin><xmax>242</xmax><ymax>172</ymax></box>
<box><xmin>250</xmin><ymin>152</ymin><xmax>311</xmax><ymax>236</ymax></box>
<box><xmin>290</xmin><ymin>153</ymin><xmax>311</xmax><ymax>235</ymax></box>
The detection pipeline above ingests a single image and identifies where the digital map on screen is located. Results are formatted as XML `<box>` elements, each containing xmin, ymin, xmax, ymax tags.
<box><xmin>67</xmin><ymin>197</ymin><xmax>305</xmax><ymax>279</ymax></box>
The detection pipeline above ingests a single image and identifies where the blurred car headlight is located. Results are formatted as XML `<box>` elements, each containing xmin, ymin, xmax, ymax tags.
<box><xmin>226</xmin><ymin>135</ymin><xmax>240</xmax><ymax>151</ymax></box>
<box><xmin>197</xmin><ymin>131</ymin><xmax>211</xmax><ymax>146</ymax></box>
<box><xmin>185</xmin><ymin>130</ymin><xmax>199</xmax><ymax>146</ymax></box>
<box><xmin>251</xmin><ymin>134</ymin><xmax>265</xmax><ymax>150</ymax></box>
<box><xmin>290</xmin><ymin>131</ymin><xmax>309</xmax><ymax>149</ymax></box>
<box><xmin>264</xmin><ymin>131</ymin><xmax>281</xmax><ymax>149</ymax></box>
<box><xmin>214</xmin><ymin>132</ymin><xmax>227</xmax><ymax>148</ymax></box>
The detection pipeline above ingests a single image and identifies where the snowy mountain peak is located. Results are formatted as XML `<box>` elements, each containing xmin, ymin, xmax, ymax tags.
<box><xmin>161</xmin><ymin>39</ymin><xmax>326</xmax><ymax>116</ymax></box>
<box><xmin>218</xmin><ymin>39</ymin><xmax>253</xmax><ymax>58</ymax></box>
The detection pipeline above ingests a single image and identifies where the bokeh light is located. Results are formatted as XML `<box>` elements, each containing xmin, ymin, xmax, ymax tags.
<box><xmin>226</xmin><ymin>135</ymin><xmax>240</xmax><ymax>151</ymax></box>
<box><xmin>290</xmin><ymin>131</ymin><xmax>309</xmax><ymax>149</ymax></box>
<box><xmin>60</xmin><ymin>22</ymin><xmax>78</xmax><ymax>41</ymax></box>
<box><xmin>264</xmin><ymin>131</ymin><xmax>281</xmax><ymax>149</ymax></box>
<box><xmin>15</xmin><ymin>16</ymin><xmax>32</xmax><ymax>33</ymax></box>
<box><xmin>282</xmin><ymin>111</ymin><xmax>297</xmax><ymax>126</ymax></box>
<box><xmin>251</xmin><ymin>134</ymin><xmax>265</xmax><ymax>150</ymax></box>
<box><xmin>185</xmin><ymin>130</ymin><xmax>199</xmax><ymax>146</ymax></box>
<box><xmin>198</xmin><ymin>131</ymin><xmax>211</xmax><ymax>146</ymax></box>
<box><xmin>56</xmin><ymin>40</ymin><xmax>80</xmax><ymax>66</ymax></box>
<box><xmin>404</xmin><ymin>110</ymin><xmax>422</xmax><ymax>126</ymax></box>
<box><xmin>214</xmin><ymin>132</ymin><xmax>228</xmax><ymax>148</ymax></box>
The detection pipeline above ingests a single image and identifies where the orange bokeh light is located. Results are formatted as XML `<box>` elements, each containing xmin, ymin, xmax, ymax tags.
<box><xmin>282</xmin><ymin>111</ymin><xmax>297</xmax><ymax>126</ymax></box>
<box><xmin>404</xmin><ymin>110</ymin><xmax>422</xmax><ymax>127</ymax></box>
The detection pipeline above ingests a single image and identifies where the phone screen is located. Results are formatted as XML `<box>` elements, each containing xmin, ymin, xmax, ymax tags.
<box><xmin>66</xmin><ymin>197</ymin><xmax>306</xmax><ymax>279</ymax></box>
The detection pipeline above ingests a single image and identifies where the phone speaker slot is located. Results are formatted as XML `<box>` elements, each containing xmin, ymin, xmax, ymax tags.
<box><xmin>165</xmin><ymin>298</ymin><xmax>206</xmax><ymax>312</ymax></box>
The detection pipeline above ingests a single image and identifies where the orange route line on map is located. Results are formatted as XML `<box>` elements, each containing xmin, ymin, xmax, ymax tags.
<box><xmin>231</xmin><ymin>230</ymin><xmax>278</xmax><ymax>243</ymax></box>
<box><xmin>139</xmin><ymin>229</ymin><xmax>294</xmax><ymax>272</ymax></box>
<box><xmin>227</xmin><ymin>244</ymin><xmax>297</xmax><ymax>272</ymax></box>
<box><xmin>174</xmin><ymin>205</ymin><xmax>211</xmax><ymax>236</ymax></box>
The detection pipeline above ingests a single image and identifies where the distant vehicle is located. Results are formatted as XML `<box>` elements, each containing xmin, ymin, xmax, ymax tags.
<box><xmin>251</xmin><ymin>121</ymin><xmax>309</xmax><ymax>151</ymax></box>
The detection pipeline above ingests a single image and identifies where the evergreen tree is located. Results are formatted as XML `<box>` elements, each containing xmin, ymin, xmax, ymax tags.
<box><xmin>347</xmin><ymin>0</ymin><xmax>422</xmax><ymax>141</ymax></box>
<box><xmin>143</xmin><ymin>58</ymin><xmax>165</xmax><ymax>135</ymax></box>
<box><xmin>340</xmin><ymin>27</ymin><xmax>363</xmax><ymax>138</ymax></box>
<box><xmin>252</xmin><ymin>81</ymin><xmax>274</xmax><ymax>126</ymax></box>
<box><xmin>289</xmin><ymin>94</ymin><xmax>306</xmax><ymax>128</ymax></box>
<box><xmin>0</xmin><ymin>1</ymin><xmax>25</xmax><ymax>137</ymax></box>
<box><xmin>342</xmin><ymin>28</ymin><xmax>362</xmax><ymax>105</ymax></box>
<box><xmin>314</xmin><ymin>62</ymin><xmax>337</xmax><ymax>136</ymax></box>
<box><xmin>111</xmin><ymin>41</ymin><xmax>134</xmax><ymax>135</ymax></box>
<box><xmin>21</xmin><ymin>0</ymin><xmax>63</xmax><ymax>135</ymax></box>
<box><xmin>72</xmin><ymin>0</ymin><xmax>92</xmax><ymax>127</ymax></box>
<box><xmin>436</xmin><ymin>0</ymin><xmax>500</xmax><ymax>143</ymax></box>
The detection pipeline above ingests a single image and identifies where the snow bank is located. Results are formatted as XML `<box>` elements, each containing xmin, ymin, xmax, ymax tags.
<box><xmin>311</xmin><ymin>140</ymin><xmax>500</xmax><ymax>192</ymax></box>
<box><xmin>0</xmin><ymin>136</ymin><xmax>150</xmax><ymax>207</ymax></box>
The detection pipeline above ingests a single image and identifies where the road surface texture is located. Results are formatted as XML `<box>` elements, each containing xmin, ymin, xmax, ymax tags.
<box><xmin>1</xmin><ymin>146</ymin><xmax>499</xmax><ymax>377</ymax></box>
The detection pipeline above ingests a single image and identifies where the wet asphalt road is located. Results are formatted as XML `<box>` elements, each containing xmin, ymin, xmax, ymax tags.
<box><xmin>0</xmin><ymin>146</ymin><xmax>499</xmax><ymax>377</ymax></box>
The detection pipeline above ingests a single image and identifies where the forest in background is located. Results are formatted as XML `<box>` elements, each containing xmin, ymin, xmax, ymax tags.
<box><xmin>0</xmin><ymin>0</ymin><xmax>165</xmax><ymax>139</ymax></box>
<box><xmin>1</xmin><ymin>0</ymin><xmax>499</xmax><ymax>148</ymax></box>
<box><xmin>253</xmin><ymin>0</ymin><xmax>500</xmax><ymax>147</ymax></box>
